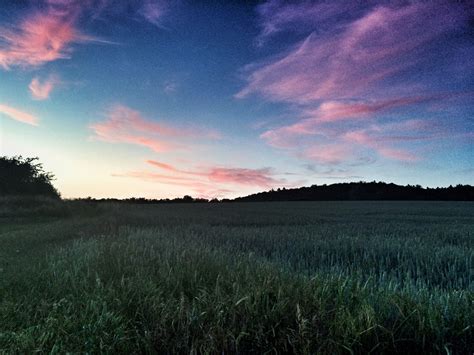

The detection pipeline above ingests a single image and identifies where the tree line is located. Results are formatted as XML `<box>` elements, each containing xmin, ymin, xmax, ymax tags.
<box><xmin>234</xmin><ymin>182</ymin><xmax>474</xmax><ymax>202</ymax></box>
<box><xmin>1</xmin><ymin>156</ymin><xmax>472</xmax><ymax>201</ymax></box>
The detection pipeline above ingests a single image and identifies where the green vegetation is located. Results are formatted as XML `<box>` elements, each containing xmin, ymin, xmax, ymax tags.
<box><xmin>1</xmin><ymin>201</ymin><xmax>473</xmax><ymax>353</ymax></box>
<box><xmin>0</xmin><ymin>156</ymin><xmax>60</xmax><ymax>199</ymax></box>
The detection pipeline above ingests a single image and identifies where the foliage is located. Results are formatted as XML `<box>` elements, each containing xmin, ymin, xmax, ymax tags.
<box><xmin>68</xmin><ymin>182</ymin><xmax>474</xmax><ymax>205</ymax></box>
<box><xmin>236</xmin><ymin>181</ymin><xmax>474</xmax><ymax>201</ymax></box>
<box><xmin>0</xmin><ymin>156</ymin><xmax>60</xmax><ymax>198</ymax></box>
<box><xmin>0</xmin><ymin>202</ymin><xmax>473</xmax><ymax>353</ymax></box>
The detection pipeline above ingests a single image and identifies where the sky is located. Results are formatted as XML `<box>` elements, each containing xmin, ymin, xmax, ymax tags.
<box><xmin>0</xmin><ymin>0</ymin><xmax>473</xmax><ymax>199</ymax></box>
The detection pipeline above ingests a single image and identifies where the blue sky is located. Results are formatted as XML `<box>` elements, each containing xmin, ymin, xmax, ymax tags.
<box><xmin>1</xmin><ymin>0</ymin><xmax>473</xmax><ymax>198</ymax></box>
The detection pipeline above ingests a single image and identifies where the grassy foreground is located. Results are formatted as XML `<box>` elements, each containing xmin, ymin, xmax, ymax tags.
<box><xmin>0</xmin><ymin>201</ymin><xmax>473</xmax><ymax>353</ymax></box>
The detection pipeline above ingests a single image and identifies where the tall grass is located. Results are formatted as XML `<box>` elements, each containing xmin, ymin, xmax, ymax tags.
<box><xmin>0</xmin><ymin>202</ymin><xmax>473</xmax><ymax>353</ymax></box>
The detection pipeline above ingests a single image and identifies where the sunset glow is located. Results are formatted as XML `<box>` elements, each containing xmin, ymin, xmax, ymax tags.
<box><xmin>1</xmin><ymin>0</ymin><xmax>472</xmax><ymax>198</ymax></box>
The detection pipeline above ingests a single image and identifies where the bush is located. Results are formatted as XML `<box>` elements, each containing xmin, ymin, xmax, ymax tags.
<box><xmin>0</xmin><ymin>156</ymin><xmax>60</xmax><ymax>198</ymax></box>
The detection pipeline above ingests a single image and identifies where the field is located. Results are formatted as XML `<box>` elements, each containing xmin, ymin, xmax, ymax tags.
<box><xmin>1</xmin><ymin>200</ymin><xmax>473</xmax><ymax>354</ymax></box>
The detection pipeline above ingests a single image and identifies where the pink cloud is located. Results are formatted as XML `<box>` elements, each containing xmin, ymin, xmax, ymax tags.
<box><xmin>29</xmin><ymin>75</ymin><xmax>60</xmax><ymax>100</ymax></box>
<box><xmin>261</xmin><ymin>114</ymin><xmax>443</xmax><ymax>164</ymax></box>
<box><xmin>260</xmin><ymin>125</ymin><xmax>313</xmax><ymax>149</ymax></box>
<box><xmin>343</xmin><ymin>129</ymin><xmax>418</xmax><ymax>162</ymax></box>
<box><xmin>114</xmin><ymin>170</ymin><xmax>236</xmax><ymax>199</ymax></box>
<box><xmin>114</xmin><ymin>160</ymin><xmax>289</xmax><ymax>198</ymax></box>
<box><xmin>147</xmin><ymin>160</ymin><xmax>284</xmax><ymax>188</ymax></box>
<box><xmin>302</xmin><ymin>145</ymin><xmax>351</xmax><ymax>164</ymax></box>
<box><xmin>90</xmin><ymin>105</ymin><xmax>219</xmax><ymax>153</ymax></box>
<box><xmin>147</xmin><ymin>160</ymin><xmax>177</xmax><ymax>172</ymax></box>
<box><xmin>259</xmin><ymin>93</ymin><xmax>472</xmax><ymax>157</ymax></box>
<box><xmin>242</xmin><ymin>2</ymin><xmax>471</xmax><ymax>167</ymax></box>
<box><xmin>376</xmin><ymin>148</ymin><xmax>418</xmax><ymax>162</ymax></box>
<box><xmin>260</xmin><ymin>96</ymin><xmax>433</xmax><ymax>149</ymax></box>
<box><xmin>0</xmin><ymin>104</ymin><xmax>39</xmax><ymax>126</ymax></box>
<box><xmin>0</xmin><ymin>0</ymin><xmax>169</xmax><ymax>70</ymax></box>
<box><xmin>206</xmin><ymin>167</ymin><xmax>280</xmax><ymax>187</ymax></box>
<box><xmin>305</xmin><ymin>97</ymin><xmax>429</xmax><ymax>123</ymax></box>
<box><xmin>0</xmin><ymin>11</ymin><xmax>96</xmax><ymax>70</ymax></box>
<box><xmin>238</xmin><ymin>4</ymin><xmax>464</xmax><ymax>103</ymax></box>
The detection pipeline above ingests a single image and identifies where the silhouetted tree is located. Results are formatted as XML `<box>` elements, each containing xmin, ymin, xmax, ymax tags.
<box><xmin>234</xmin><ymin>181</ymin><xmax>474</xmax><ymax>202</ymax></box>
<box><xmin>0</xmin><ymin>156</ymin><xmax>60</xmax><ymax>198</ymax></box>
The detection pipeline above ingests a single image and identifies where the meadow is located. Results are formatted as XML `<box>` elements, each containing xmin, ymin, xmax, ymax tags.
<box><xmin>0</xmin><ymin>200</ymin><xmax>473</xmax><ymax>354</ymax></box>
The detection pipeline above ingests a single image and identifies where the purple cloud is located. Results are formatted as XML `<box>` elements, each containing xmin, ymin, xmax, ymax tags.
<box><xmin>240</xmin><ymin>2</ymin><xmax>472</xmax><ymax>166</ymax></box>
<box><xmin>239</xmin><ymin>3</ymin><xmax>466</xmax><ymax>103</ymax></box>
<box><xmin>255</xmin><ymin>0</ymin><xmax>361</xmax><ymax>45</ymax></box>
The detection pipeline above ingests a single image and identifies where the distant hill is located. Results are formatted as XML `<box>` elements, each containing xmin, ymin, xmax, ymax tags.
<box><xmin>234</xmin><ymin>182</ymin><xmax>474</xmax><ymax>202</ymax></box>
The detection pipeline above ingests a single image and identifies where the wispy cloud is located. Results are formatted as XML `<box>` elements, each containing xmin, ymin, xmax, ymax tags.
<box><xmin>239</xmin><ymin>4</ymin><xmax>465</xmax><ymax>103</ymax></box>
<box><xmin>342</xmin><ymin>119</ymin><xmax>473</xmax><ymax>162</ymax></box>
<box><xmin>301</xmin><ymin>145</ymin><xmax>351</xmax><ymax>165</ymax></box>
<box><xmin>90</xmin><ymin>104</ymin><xmax>220</xmax><ymax>153</ymax></box>
<box><xmin>258</xmin><ymin>95</ymin><xmax>439</xmax><ymax>151</ymax></box>
<box><xmin>303</xmin><ymin>97</ymin><xmax>430</xmax><ymax>123</ymax></box>
<box><xmin>0</xmin><ymin>9</ymin><xmax>98</xmax><ymax>70</ymax></box>
<box><xmin>262</xmin><ymin>116</ymin><xmax>452</xmax><ymax>163</ymax></box>
<box><xmin>84</xmin><ymin>0</ymin><xmax>171</xmax><ymax>26</ymax></box>
<box><xmin>0</xmin><ymin>0</ymin><xmax>171</xmax><ymax>70</ymax></box>
<box><xmin>114</xmin><ymin>159</ymin><xmax>289</xmax><ymax>198</ymax></box>
<box><xmin>138</xmin><ymin>0</ymin><xmax>168</xmax><ymax>27</ymax></box>
<box><xmin>240</xmin><ymin>2</ymin><xmax>472</xmax><ymax>167</ymax></box>
<box><xmin>255</xmin><ymin>0</ymin><xmax>359</xmax><ymax>45</ymax></box>
<box><xmin>0</xmin><ymin>104</ymin><xmax>39</xmax><ymax>126</ymax></box>
<box><xmin>163</xmin><ymin>80</ymin><xmax>178</xmax><ymax>94</ymax></box>
<box><xmin>147</xmin><ymin>160</ymin><xmax>284</xmax><ymax>188</ymax></box>
<box><xmin>343</xmin><ymin>130</ymin><xmax>418</xmax><ymax>162</ymax></box>
<box><xmin>29</xmin><ymin>75</ymin><xmax>60</xmax><ymax>100</ymax></box>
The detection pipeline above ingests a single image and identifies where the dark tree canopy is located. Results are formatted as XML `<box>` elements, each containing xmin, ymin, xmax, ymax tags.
<box><xmin>0</xmin><ymin>156</ymin><xmax>60</xmax><ymax>198</ymax></box>
<box><xmin>234</xmin><ymin>181</ymin><xmax>474</xmax><ymax>202</ymax></box>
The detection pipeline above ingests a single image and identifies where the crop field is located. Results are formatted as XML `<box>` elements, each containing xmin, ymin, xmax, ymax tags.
<box><xmin>1</xmin><ymin>200</ymin><xmax>473</xmax><ymax>354</ymax></box>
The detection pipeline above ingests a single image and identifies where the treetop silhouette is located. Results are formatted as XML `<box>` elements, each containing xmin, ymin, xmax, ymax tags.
<box><xmin>0</xmin><ymin>156</ymin><xmax>60</xmax><ymax>198</ymax></box>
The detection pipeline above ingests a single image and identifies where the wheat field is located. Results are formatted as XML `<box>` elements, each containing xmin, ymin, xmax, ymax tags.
<box><xmin>1</xmin><ymin>200</ymin><xmax>473</xmax><ymax>353</ymax></box>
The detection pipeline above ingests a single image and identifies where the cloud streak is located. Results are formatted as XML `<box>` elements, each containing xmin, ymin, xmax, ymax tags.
<box><xmin>343</xmin><ymin>130</ymin><xmax>418</xmax><ymax>162</ymax></box>
<box><xmin>262</xmin><ymin>115</ymin><xmax>453</xmax><ymax>163</ymax></box>
<box><xmin>239</xmin><ymin>3</ymin><xmax>465</xmax><ymax>103</ymax></box>
<box><xmin>255</xmin><ymin>0</ymin><xmax>359</xmax><ymax>45</ymax></box>
<box><xmin>240</xmin><ymin>2</ymin><xmax>472</xmax><ymax>167</ymax></box>
<box><xmin>0</xmin><ymin>104</ymin><xmax>39</xmax><ymax>126</ymax></box>
<box><xmin>90</xmin><ymin>104</ymin><xmax>220</xmax><ymax>153</ymax></box>
<box><xmin>114</xmin><ymin>159</ymin><xmax>290</xmax><ymax>198</ymax></box>
<box><xmin>146</xmin><ymin>160</ymin><xmax>284</xmax><ymax>188</ymax></box>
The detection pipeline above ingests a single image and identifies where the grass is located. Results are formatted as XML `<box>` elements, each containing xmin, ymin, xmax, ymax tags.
<box><xmin>0</xmin><ymin>201</ymin><xmax>473</xmax><ymax>353</ymax></box>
